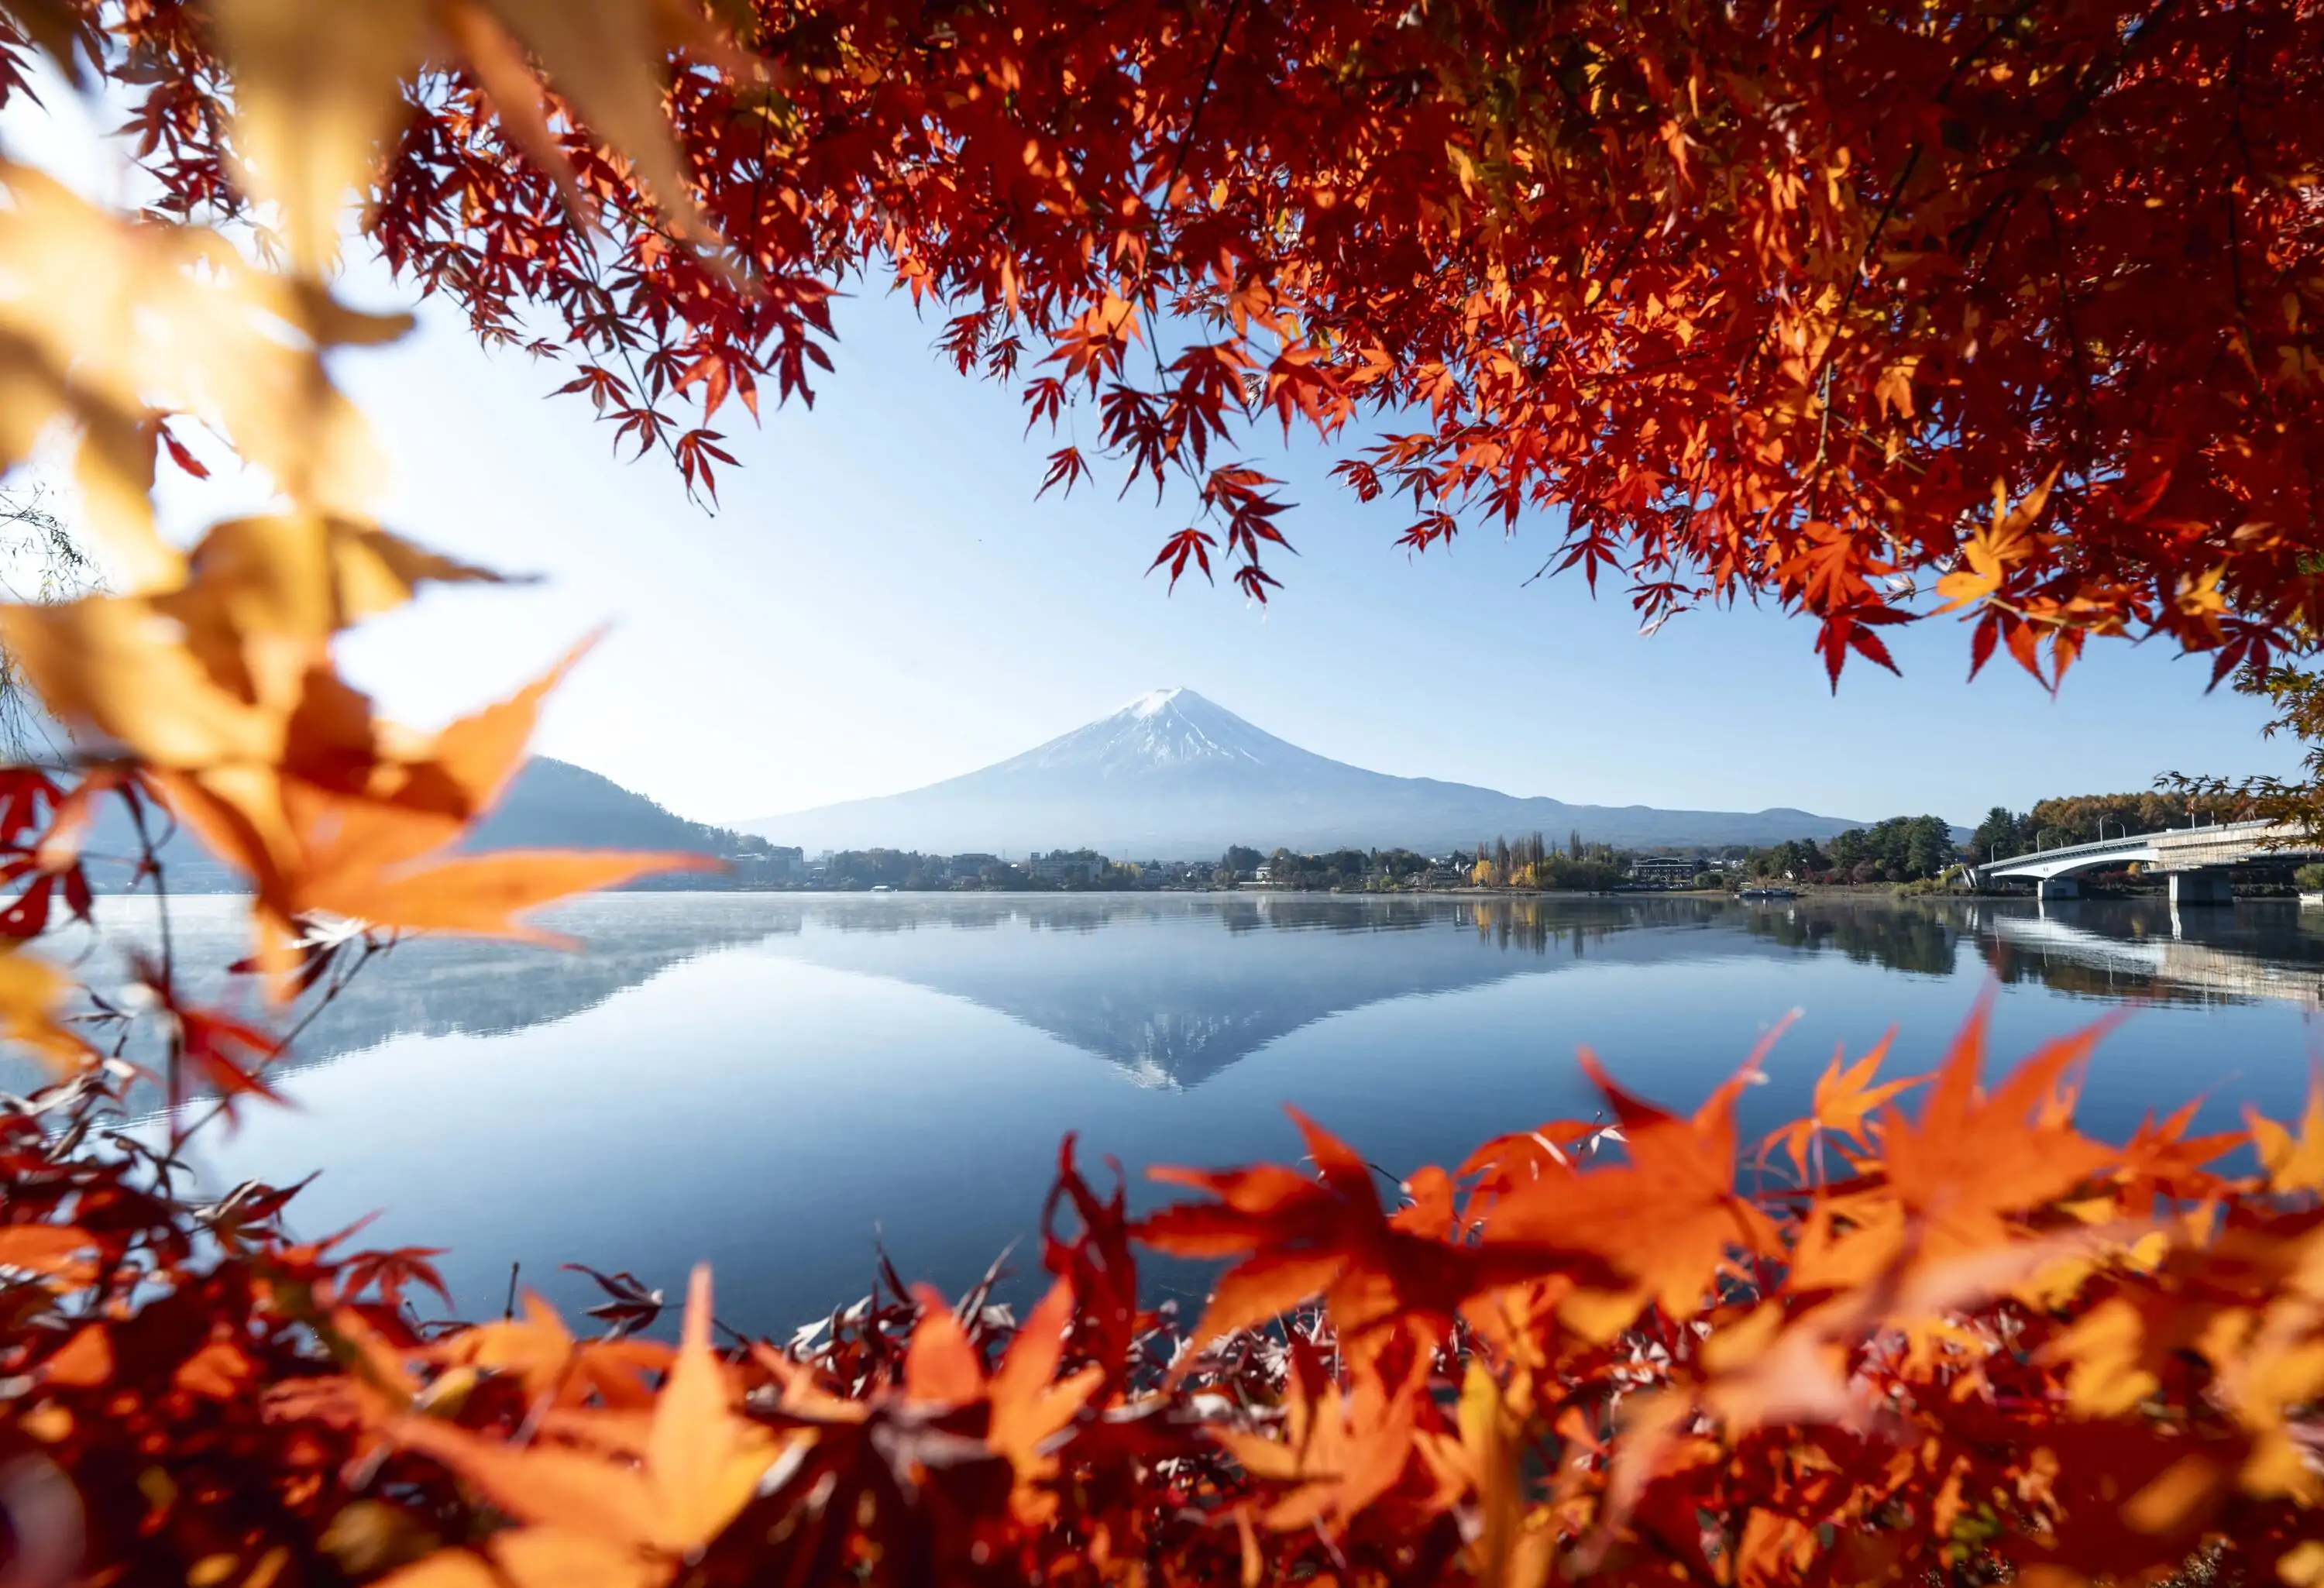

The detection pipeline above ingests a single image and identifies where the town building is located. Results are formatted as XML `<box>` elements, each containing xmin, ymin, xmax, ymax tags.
<box><xmin>1628</xmin><ymin>855</ymin><xmax>1703</xmax><ymax>887</ymax></box>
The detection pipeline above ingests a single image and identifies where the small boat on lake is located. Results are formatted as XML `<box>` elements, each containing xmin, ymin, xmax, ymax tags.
<box><xmin>1738</xmin><ymin>886</ymin><xmax>1796</xmax><ymax>901</ymax></box>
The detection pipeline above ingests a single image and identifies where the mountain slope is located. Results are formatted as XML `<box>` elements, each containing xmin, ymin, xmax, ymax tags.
<box><xmin>466</xmin><ymin>758</ymin><xmax>755</xmax><ymax>855</ymax></box>
<box><xmin>745</xmin><ymin>688</ymin><xmax>1865</xmax><ymax>856</ymax></box>
<box><xmin>89</xmin><ymin>758</ymin><xmax>760</xmax><ymax>891</ymax></box>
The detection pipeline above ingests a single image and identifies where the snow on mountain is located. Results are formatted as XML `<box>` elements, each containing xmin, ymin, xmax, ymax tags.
<box><xmin>990</xmin><ymin>687</ymin><xmax>1328</xmax><ymax>779</ymax></box>
<box><xmin>744</xmin><ymin>690</ymin><xmax>1865</xmax><ymax>858</ymax></box>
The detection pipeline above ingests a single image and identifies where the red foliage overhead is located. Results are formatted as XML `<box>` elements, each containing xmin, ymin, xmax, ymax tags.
<box><xmin>60</xmin><ymin>0</ymin><xmax>2324</xmax><ymax>682</ymax></box>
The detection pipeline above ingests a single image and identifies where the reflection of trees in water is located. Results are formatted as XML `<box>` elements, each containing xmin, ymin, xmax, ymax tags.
<box><xmin>0</xmin><ymin>900</ymin><xmax>801</xmax><ymax>1107</ymax></box>
<box><xmin>115</xmin><ymin>888</ymin><xmax>2324</xmax><ymax>1119</ymax></box>
<box><xmin>1463</xmin><ymin>895</ymin><xmax>1735</xmax><ymax>957</ymax></box>
<box><xmin>1473</xmin><ymin>899</ymin><xmax>1613</xmax><ymax>957</ymax></box>
<box><xmin>284</xmin><ymin>923</ymin><xmax>798</xmax><ymax>1057</ymax></box>
<box><xmin>809</xmin><ymin>895</ymin><xmax>1632</xmax><ymax>940</ymax></box>
<box><xmin>1738</xmin><ymin>901</ymin><xmax>1964</xmax><ymax>975</ymax></box>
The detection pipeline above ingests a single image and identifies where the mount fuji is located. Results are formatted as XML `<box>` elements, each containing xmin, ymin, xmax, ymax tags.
<box><xmin>744</xmin><ymin>689</ymin><xmax>1863</xmax><ymax>858</ymax></box>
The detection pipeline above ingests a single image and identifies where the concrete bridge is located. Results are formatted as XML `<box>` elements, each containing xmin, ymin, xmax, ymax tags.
<box><xmin>1977</xmin><ymin>820</ymin><xmax>2322</xmax><ymax>903</ymax></box>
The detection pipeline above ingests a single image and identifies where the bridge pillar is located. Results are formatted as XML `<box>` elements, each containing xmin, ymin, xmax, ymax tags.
<box><xmin>2037</xmin><ymin>876</ymin><xmax>2081</xmax><ymax>902</ymax></box>
<box><xmin>2168</xmin><ymin>869</ymin><xmax>2235</xmax><ymax>906</ymax></box>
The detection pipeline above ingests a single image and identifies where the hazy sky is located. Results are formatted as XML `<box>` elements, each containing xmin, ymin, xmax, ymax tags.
<box><xmin>5</xmin><ymin>81</ymin><xmax>2303</xmax><ymax>830</ymax></box>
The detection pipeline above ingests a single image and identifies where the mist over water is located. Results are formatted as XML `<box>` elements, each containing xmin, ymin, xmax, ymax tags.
<box><xmin>57</xmin><ymin>891</ymin><xmax>2324</xmax><ymax>1332</ymax></box>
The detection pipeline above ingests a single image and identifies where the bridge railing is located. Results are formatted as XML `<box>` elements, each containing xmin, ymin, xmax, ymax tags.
<box><xmin>1980</xmin><ymin>819</ymin><xmax>2279</xmax><ymax>875</ymax></box>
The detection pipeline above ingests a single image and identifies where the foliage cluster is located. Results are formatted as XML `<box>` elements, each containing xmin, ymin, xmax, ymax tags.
<box><xmin>818</xmin><ymin>848</ymin><xmax>1264</xmax><ymax>891</ymax></box>
<box><xmin>1255</xmin><ymin>846</ymin><xmax>1442</xmax><ymax>889</ymax></box>
<box><xmin>2164</xmin><ymin>666</ymin><xmax>2324</xmax><ymax>847</ymax></box>
<box><xmin>820</xmin><ymin>848</ymin><xmax>969</xmax><ymax>889</ymax></box>
<box><xmin>1744</xmin><ymin>817</ymin><xmax>1956</xmax><ymax>885</ymax></box>
<box><xmin>1824</xmin><ymin>816</ymin><xmax>1958</xmax><ymax>883</ymax></box>
<box><xmin>1468</xmin><ymin>834</ymin><xmax>1628</xmax><ymax>892</ymax></box>
<box><xmin>1745</xmin><ymin>839</ymin><xmax>1834</xmax><ymax>882</ymax></box>
<box><xmin>15</xmin><ymin>0</ymin><xmax>2317</xmax><ymax>685</ymax></box>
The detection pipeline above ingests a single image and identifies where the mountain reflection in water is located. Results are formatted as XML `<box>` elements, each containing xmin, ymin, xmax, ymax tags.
<box><xmin>751</xmin><ymin>894</ymin><xmax>1767</xmax><ymax>1087</ymax></box>
<box><xmin>25</xmin><ymin>892</ymin><xmax>2324</xmax><ymax>1109</ymax></box>
<box><xmin>31</xmin><ymin>891</ymin><xmax>2324</xmax><ymax>1332</ymax></box>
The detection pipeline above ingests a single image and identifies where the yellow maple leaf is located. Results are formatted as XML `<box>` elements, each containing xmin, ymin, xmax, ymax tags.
<box><xmin>1932</xmin><ymin>466</ymin><xmax>2061</xmax><ymax>614</ymax></box>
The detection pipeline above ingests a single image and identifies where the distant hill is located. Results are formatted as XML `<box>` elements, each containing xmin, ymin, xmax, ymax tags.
<box><xmin>89</xmin><ymin>758</ymin><xmax>762</xmax><ymax>890</ymax></box>
<box><xmin>466</xmin><ymin>758</ymin><xmax>757</xmax><ymax>857</ymax></box>
<box><xmin>744</xmin><ymin>688</ymin><xmax>1868</xmax><ymax>858</ymax></box>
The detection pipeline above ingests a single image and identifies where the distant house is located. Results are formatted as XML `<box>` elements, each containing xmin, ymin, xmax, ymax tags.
<box><xmin>734</xmin><ymin>845</ymin><xmax>805</xmax><ymax>883</ymax></box>
<box><xmin>945</xmin><ymin>853</ymin><xmax>999</xmax><ymax>882</ymax></box>
<box><xmin>1628</xmin><ymin>856</ymin><xmax>1701</xmax><ymax>887</ymax></box>
<box><xmin>1253</xmin><ymin>863</ymin><xmax>1274</xmax><ymax>884</ymax></box>
<box><xmin>1026</xmin><ymin>849</ymin><xmax>1107</xmax><ymax>886</ymax></box>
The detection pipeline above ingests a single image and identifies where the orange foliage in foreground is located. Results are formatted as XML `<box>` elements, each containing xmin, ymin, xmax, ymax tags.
<box><xmin>6</xmin><ymin>968</ymin><xmax>2324</xmax><ymax>1586</ymax></box>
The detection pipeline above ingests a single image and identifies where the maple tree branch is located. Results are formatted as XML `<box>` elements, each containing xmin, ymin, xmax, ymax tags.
<box><xmin>569</xmin><ymin>239</ymin><xmax>716</xmax><ymax>517</ymax></box>
<box><xmin>1803</xmin><ymin>0</ymin><xmax>2052</xmax><ymax>416</ymax></box>
<box><xmin>1952</xmin><ymin>0</ymin><xmax>2185</xmax><ymax>264</ymax></box>
<box><xmin>1162</xmin><ymin>0</ymin><xmax>1248</xmax><ymax>213</ymax></box>
<box><xmin>1136</xmin><ymin>0</ymin><xmax>1252</xmax><ymax>401</ymax></box>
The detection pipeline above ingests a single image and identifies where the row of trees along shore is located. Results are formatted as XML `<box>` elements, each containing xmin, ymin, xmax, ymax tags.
<box><xmin>819</xmin><ymin>845</ymin><xmax>1455</xmax><ymax>892</ymax></box>
<box><xmin>813</xmin><ymin>799</ymin><xmax>2279</xmax><ymax>895</ymax></box>
<box><xmin>813</xmin><ymin>825</ymin><xmax>1963</xmax><ymax>893</ymax></box>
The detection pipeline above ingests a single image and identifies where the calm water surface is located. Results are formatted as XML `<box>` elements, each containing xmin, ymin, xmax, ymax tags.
<box><xmin>34</xmin><ymin>891</ymin><xmax>2324</xmax><ymax>1331</ymax></box>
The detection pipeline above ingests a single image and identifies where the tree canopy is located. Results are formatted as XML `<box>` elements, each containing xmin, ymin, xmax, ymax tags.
<box><xmin>9</xmin><ymin>0</ymin><xmax>2312</xmax><ymax>686</ymax></box>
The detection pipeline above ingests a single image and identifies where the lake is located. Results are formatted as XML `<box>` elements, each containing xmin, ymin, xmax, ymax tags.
<box><xmin>26</xmin><ymin>891</ymin><xmax>2324</xmax><ymax>1334</ymax></box>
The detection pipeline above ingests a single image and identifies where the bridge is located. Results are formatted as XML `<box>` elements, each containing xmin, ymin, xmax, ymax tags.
<box><xmin>1976</xmin><ymin>819</ymin><xmax>2323</xmax><ymax>903</ymax></box>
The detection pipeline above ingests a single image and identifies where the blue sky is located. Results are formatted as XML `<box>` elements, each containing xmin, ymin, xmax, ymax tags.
<box><xmin>3</xmin><ymin>81</ymin><xmax>2302</xmax><ymax>830</ymax></box>
<box><xmin>305</xmin><ymin>288</ymin><xmax>2298</xmax><ymax>830</ymax></box>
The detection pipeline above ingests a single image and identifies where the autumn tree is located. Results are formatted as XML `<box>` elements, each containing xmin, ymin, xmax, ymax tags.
<box><xmin>2166</xmin><ymin>663</ymin><xmax>2324</xmax><ymax>842</ymax></box>
<box><xmin>0</xmin><ymin>0</ymin><xmax>2301</xmax><ymax>688</ymax></box>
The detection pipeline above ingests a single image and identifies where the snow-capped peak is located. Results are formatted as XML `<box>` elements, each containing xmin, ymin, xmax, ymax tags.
<box><xmin>992</xmin><ymin>688</ymin><xmax>1295</xmax><ymax>777</ymax></box>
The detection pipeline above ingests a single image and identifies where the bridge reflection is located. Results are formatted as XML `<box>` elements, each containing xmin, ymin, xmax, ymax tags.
<box><xmin>1724</xmin><ymin>895</ymin><xmax>2324</xmax><ymax>1006</ymax></box>
<box><xmin>1977</xmin><ymin>897</ymin><xmax>2324</xmax><ymax>1005</ymax></box>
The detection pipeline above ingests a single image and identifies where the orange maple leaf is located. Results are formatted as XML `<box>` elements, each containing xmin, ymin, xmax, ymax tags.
<box><xmin>1483</xmin><ymin>1040</ymin><xmax>1783</xmax><ymax>1328</ymax></box>
<box><xmin>1762</xmin><ymin>1030</ymin><xmax>1924</xmax><ymax>1180</ymax></box>
<box><xmin>1140</xmin><ymin>1109</ymin><xmax>1610</xmax><ymax>1357</ymax></box>
<box><xmin>1815</xmin><ymin>1000</ymin><xmax>2119</xmax><ymax>1280</ymax></box>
